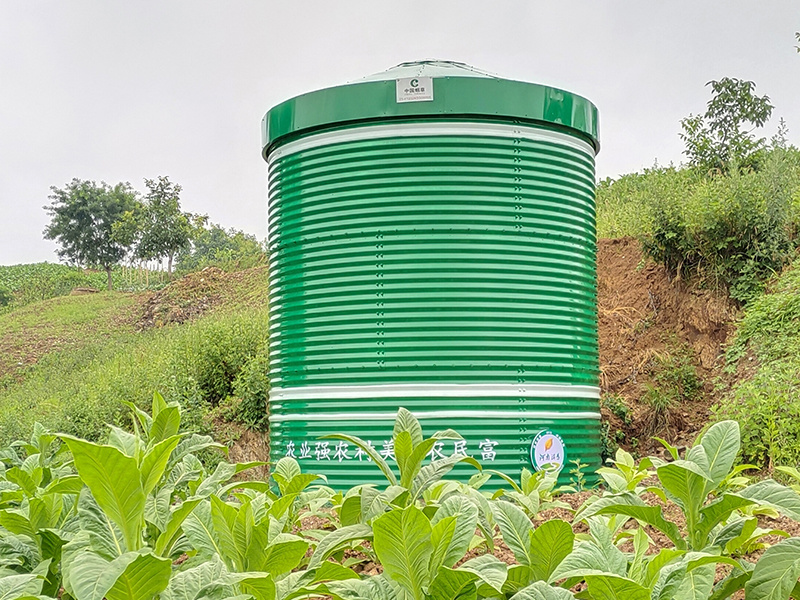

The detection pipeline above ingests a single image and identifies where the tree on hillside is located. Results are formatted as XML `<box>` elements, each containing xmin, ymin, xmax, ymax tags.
<box><xmin>176</xmin><ymin>223</ymin><xmax>267</xmax><ymax>273</ymax></box>
<box><xmin>680</xmin><ymin>77</ymin><xmax>774</xmax><ymax>174</ymax></box>
<box><xmin>129</xmin><ymin>176</ymin><xmax>197</xmax><ymax>277</ymax></box>
<box><xmin>43</xmin><ymin>179</ymin><xmax>138</xmax><ymax>290</ymax></box>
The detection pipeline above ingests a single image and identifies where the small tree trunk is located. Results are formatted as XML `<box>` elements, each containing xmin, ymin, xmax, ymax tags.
<box><xmin>106</xmin><ymin>266</ymin><xmax>113</xmax><ymax>291</ymax></box>
<box><xmin>168</xmin><ymin>253</ymin><xmax>174</xmax><ymax>279</ymax></box>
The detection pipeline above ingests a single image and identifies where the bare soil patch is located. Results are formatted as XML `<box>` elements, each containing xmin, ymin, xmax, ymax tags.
<box><xmin>137</xmin><ymin>265</ymin><xmax>270</xmax><ymax>330</ymax></box>
<box><xmin>137</xmin><ymin>267</ymin><xmax>227</xmax><ymax>330</ymax></box>
<box><xmin>597</xmin><ymin>237</ymin><xmax>738</xmax><ymax>452</ymax></box>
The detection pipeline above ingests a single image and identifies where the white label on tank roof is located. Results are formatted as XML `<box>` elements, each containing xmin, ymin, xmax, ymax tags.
<box><xmin>396</xmin><ymin>76</ymin><xmax>433</xmax><ymax>103</ymax></box>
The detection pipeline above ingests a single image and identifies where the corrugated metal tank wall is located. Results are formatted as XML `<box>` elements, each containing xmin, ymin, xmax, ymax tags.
<box><xmin>263</xmin><ymin>61</ymin><xmax>601</xmax><ymax>488</ymax></box>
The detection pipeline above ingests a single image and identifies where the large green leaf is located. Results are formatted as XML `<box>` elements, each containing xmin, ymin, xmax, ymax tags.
<box><xmin>182</xmin><ymin>500</ymin><xmax>224</xmax><ymax>559</ymax></box>
<box><xmin>254</xmin><ymin>533</ymin><xmax>309</xmax><ymax>577</ymax></box>
<box><xmin>239</xmin><ymin>574</ymin><xmax>277</xmax><ymax>600</ymax></box>
<box><xmin>161</xmin><ymin>556</ymin><xmax>227</xmax><ymax>600</ymax></box>
<box><xmin>281</xmin><ymin>473</ymin><xmax>323</xmax><ymax>497</ymax></box>
<box><xmin>394</xmin><ymin>431</ymin><xmax>414</xmax><ymax>483</ymax></box>
<box><xmin>699</xmin><ymin>421</ymin><xmax>740</xmax><ymax>492</ymax></box>
<box><xmin>695</xmin><ymin>494</ymin><xmax>756</xmax><ymax>544</ymax></box>
<box><xmin>153</xmin><ymin>498</ymin><xmax>200</xmax><ymax>557</ymax></box>
<box><xmin>149</xmin><ymin>406</ymin><xmax>181</xmax><ymax>446</ymax></box>
<box><xmin>62</xmin><ymin>436</ymin><xmax>145</xmax><ymax>552</ymax></box>
<box><xmin>0</xmin><ymin>510</ymin><xmax>34</xmax><ymax>539</ymax></box>
<box><xmin>428</xmin><ymin>566</ymin><xmax>478</xmax><ymax>600</ymax></box>
<box><xmin>105</xmin><ymin>551</ymin><xmax>172</xmax><ymax>600</ymax></box>
<box><xmin>210</xmin><ymin>496</ymin><xmax>239</xmax><ymax>568</ymax></box>
<box><xmin>430</xmin><ymin>516</ymin><xmax>457</xmax><ymax>577</ymax></box>
<box><xmin>528</xmin><ymin>519</ymin><xmax>574</xmax><ymax>583</ymax></box>
<box><xmin>393</xmin><ymin>408</ymin><xmax>423</xmax><ymax>448</ymax></box>
<box><xmin>273</xmin><ymin>456</ymin><xmax>301</xmax><ymax>485</ymax></box>
<box><xmin>509</xmin><ymin>581</ymin><xmax>576</xmax><ymax>600</ymax></box>
<box><xmin>107</xmin><ymin>427</ymin><xmax>140</xmax><ymax>459</ymax></box>
<box><xmin>65</xmin><ymin>549</ymin><xmax>170</xmax><ymax>600</ymax></box>
<box><xmin>675</xmin><ymin>562</ymin><xmax>715</xmax><ymax>600</ymax></box>
<box><xmin>504</xmin><ymin>565</ymin><xmax>535</xmax><ymax>595</ymax></box>
<box><xmin>549</xmin><ymin>541</ymin><xmax>627</xmax><ymax>582</ymax></box>
<box><xmin>400</xmin><ymin>439</ymin><xmax>437</xmax><ymax>490</ymax></box>
<box><xmin>373</xmin><ymin>505</ymin><xmax>433</xmax><ymax>600</ymax></box>
<box><xmin>309</xmin><ymin>524</ymin><xmax>373</xmax><ymax>569</ymax></box>
<box><xmin>0</xmin><ymin>573</ymin><xmax>44</xmax><ymax>600</ymax></box>
<box><xmin>44</xmin><ymin>474</ymin><xmax>84</xmax><ymax>495</ymax></box>
<box><xmin>0</xmin><ymin>532</ymin><xmax>38</xmax><ymax>571</ymax></box>
<box><xmin>5</xmin><ymin>468</ymin><xmax>37</xmax><ymax>498</ymax></box>
<box><xmin>643</xmin><ymin>548</ymin><xmax>685</xmax><ymax>590</ymax></box>
<box><xmin>361</xmin><ymin>486</ymin><xmax>406</xmax><ymax>523</ymax></box>
<box><xmin>578</xmin><ymin>493</ymin><xmax>685</xmax><ymax>549</ymax></box>
<box><xmin>459</xmin><ymin>554</ymin><xmax>507</xmax><ymax>594</ymax></box>
<box><xmin>139</xmin><ymin>436</ymin><xmax>181</xmax><ymax>496</ymax></box>
<box><xmin>745</xmin><ymin>537</ymin><xmax>800</xmax><ymax>600</ymax></box>
<box><xmin>430</xmin><ymin>496</ymin><xmax>479</xmax><ymax>568</ymax></box>
<box><xmin>77</xmin><ymin>489</ymin><xmax>127</xmax><ymax>559</ymax></box>
<box><xmin>326</xmin><ymin>575</ymin><xmax>398</xmax><ymax>600</ymax></box>
<box><xmin>657</xmin><ymin>460</ymin><xmax>711</xmax><ymax>518</ymax></box>
<box><xmin>738</xmin><ymin>480</ymin><xmax>800</xmax><ymax>521</ymax></box>
<box><xmin>491</xmin><ymin>501</ymin><xmax>533</xmax><ymax>566</ymax></box>
<box><xmin>338</xmin><ymin>494</ymin><xmax>361</xmax><ymax>526</ymax></box>
<box><xmin>583</xmin><ymin>574</ymin><xmax>650</xmax><ymax>600</ymax></box>
<box><xmin>233</xmin><ymin>501</ymin><xmax>256</xmax><ymax>571</ymax></box>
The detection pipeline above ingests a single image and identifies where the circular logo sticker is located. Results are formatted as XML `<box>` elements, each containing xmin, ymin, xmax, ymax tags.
<box><xmin>530</xmin><ymin>430</ymin><xmax>566</xmax><ymax>473</ymax></box>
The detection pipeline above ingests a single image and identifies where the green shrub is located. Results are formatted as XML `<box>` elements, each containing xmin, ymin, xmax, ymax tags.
<box><xmin>176</xmin><ymin>223</ymin><xmax>267</xmax><ymax>273</ymax></box>
<box><xmin>0</xmin><ymin>286</ymin><xmax>11</xmax><ymax>307</ymax></box>
<box><xmin>641</xmin><ymin>148</ymin><xmax>800</xmax><ymax>303</ymax></box>
<box><xmin>717</xmin><ymin>361</ymin><xmax>800</xmax><ymax>467</ymax></box>
<box><xmin>232</xmin><ymin>344</ymin><xmax>270</xmax><ymax>430</ymax></box>
<box><xmin>168</xmin><ymin>311</ymin><xmax>269</xmax><ymax>406</ymax></box>
<box><xmin>600</xmin><ymin>393</ymin><xmax>632</xmax><ymax>426</ymax></box>
<box><xmin>598</xmin><ymin>148</ymin><xmax>800</xmax><ymax>304</ymax></box>
<box><xmin>596</xmin><ymin>164</ymin><xmax>701</xmax><ymax>239</ymax></box>
<box><xmin>0</xmin><ymin>308</ymin><xmax>270</xmax><ymax>445</ymax></box>
<box><xmin>716</xmin><ymin>257</ymin><xmax>800</xmax><ymax>467</ymax></box>
<box><xmin>0</xmin><ymin>262</ymin><xmax>165</xmax><ymax>313</ymax></box>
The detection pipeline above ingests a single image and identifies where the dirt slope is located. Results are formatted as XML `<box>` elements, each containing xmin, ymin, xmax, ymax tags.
<box><xmin>598</xmin><ymin>237</ymin><xmax>738</xmax><ymax>450</ymax></box>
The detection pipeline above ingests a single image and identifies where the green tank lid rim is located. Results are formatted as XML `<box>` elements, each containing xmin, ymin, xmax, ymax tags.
<box><xmin>262</xmin><ymin>60</ymin><xmax>600</xmax><ymax>159</ymax></box>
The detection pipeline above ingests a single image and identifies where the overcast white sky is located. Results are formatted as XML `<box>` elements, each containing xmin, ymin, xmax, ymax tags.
<box><xmin>1</xmin><ymin>1</ymin><xmax>798</xmax><ymax>265</ymax></box>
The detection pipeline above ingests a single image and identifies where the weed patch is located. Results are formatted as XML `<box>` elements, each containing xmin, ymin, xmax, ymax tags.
<box><xmin>716</xmin><ymin>256</ymin><xmax>800</xmax><ymax>467</ymax></box>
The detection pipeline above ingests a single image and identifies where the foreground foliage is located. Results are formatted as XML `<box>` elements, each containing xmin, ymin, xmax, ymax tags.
<box><xmin>0</xmin><ymin>404</ymin><xmax>799</xmax><ymax>599</ymax></box>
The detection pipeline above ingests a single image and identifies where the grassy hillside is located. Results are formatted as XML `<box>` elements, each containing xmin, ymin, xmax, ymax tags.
<box><xmin>598</xmin><ymin>148</ymin><xmax>800</xmax><ymax>468</ymax></box>
<box><xmin>0</xmin><ymin>267</ymin><xmax>269</xmax><ymax>445</ymax></box>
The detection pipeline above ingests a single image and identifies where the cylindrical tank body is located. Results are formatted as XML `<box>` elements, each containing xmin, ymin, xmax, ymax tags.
<box><xmin>262</xmin><ymin>61</ymin><xmax>601</xmax><ymax>488</ymax></box>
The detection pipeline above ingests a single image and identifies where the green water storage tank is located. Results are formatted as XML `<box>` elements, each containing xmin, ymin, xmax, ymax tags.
<box><xmin>262</xmin><ymin>60</ymin><xmax>601</xmax><ymax>488</ymax></box>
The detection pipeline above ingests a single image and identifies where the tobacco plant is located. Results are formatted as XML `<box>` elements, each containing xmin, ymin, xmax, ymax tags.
<box><xmin>488</xmin><ymin>467</ymin><xmax>572</xmax><ymax>519</ymax></box>
<box><xmin>573</xmin><ymin>420</ymin><xmax>800</xmax><ymax>599</ymax></box>
<box><xmin>328</xmin><ymin>408</ymin><xmax>480</xmax><ymax>520</ymax></box>
<box><xmin>324</xmin><ymin>501</ymin><xmax>511</xmax><ymax>600</ymax></box>
<box><xmin>3</xmin><ymin>403</ymin><xmax>800</xmax><ymax>600</ymax></box>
